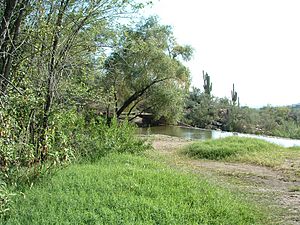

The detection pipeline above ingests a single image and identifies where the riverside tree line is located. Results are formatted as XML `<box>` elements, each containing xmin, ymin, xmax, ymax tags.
<box><xmin>184</xmin><ymin>72</ymin><xmax>300</xmax><ymax>139</ymax></box>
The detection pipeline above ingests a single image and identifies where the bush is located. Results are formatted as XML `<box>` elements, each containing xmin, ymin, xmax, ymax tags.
<box><xmin>0</xmin><ymin>101</ymin><xmax>37</xmax><ymax>185</ymax></box>
<box><xmin>54</xmin><ymin>110</ymin><xmax>148</xmax><ymax>162</ymax></box>
<box><xmin>0</xmin><ymin>108</ymin><xmax>147</xmax><ymax>187</ymax></box>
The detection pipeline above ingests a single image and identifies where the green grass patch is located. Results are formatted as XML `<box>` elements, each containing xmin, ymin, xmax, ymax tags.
<box><xmin>183</xmin><ymin>136</ymin><xmax>300</xmax><ymax>167</ymax></box>
<box><xmin>183</xmin><ymin>136</ymin><xmax>280</xmax><ymax>160</ymax></box>
<box><xmin>288</xmin><ymin>146</ymin><xmax>300</xmax><ymax>151</ymax></box>
<box><xmin>2</xmin><ymin>153</ymin><xmax>266</xmax><ymax>224</ymax></box>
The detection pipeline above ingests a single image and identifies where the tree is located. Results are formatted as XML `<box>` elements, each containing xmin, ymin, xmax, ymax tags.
<box><xmin>103</xmin><ymin>17</ymin><xmax>193</xmax><ymax>122</ymax></box>
<box><xmin>26</xmin><ymin>0</ymin><xmax>148</xmax><ymax>161</ymax></box>
<box><xmin>184</xmin><ymin>87</ymin><xmax>217</xmax><ymax>128</ymax></box>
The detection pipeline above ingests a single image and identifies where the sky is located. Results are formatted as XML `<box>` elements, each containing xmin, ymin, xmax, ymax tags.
<box><xmin>143</xmin><ymin>0</ymin><xmax>300</xmax><ymax>107</ymax></box>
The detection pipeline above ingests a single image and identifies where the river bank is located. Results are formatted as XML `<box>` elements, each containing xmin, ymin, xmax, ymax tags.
<box><xmin>146</xmin><ymin>134</ymin><xmax>300</xmax><ymax>225</ymax></box>
<box><xmin>2</xmin><ymin>134</ymin><xmax>299</xmax><ymax>224</ymax></box>
<box><xmin>138</xmin><ymin>125</ymin><xmax>300</xmax><ymax>147</ymax></box>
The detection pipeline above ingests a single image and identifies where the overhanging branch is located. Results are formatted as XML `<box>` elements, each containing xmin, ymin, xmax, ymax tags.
<box><xmin>116</xmin><ymin>76</ymin><xmax>174</xmax><ymax>118</ymax></box>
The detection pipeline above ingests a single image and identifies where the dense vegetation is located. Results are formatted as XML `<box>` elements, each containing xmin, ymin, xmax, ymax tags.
<box><xmin>183</xmin><ymin>136</ymin><xmax>300</xmax><ymax>168</ymax></box>
<box><xmin>1</xmin><ymin>153</ymin><xmax>267</xmax><ymax>224</ymax></box>
<box><xmin>0</xmin><ymin>0</ymin><xmax>193</xmax><ymax>216</ymax></box>
<box><xmin>184</xmin><ymin>73</ymin><xmax>300</xmax><ymax>138</ymax></box>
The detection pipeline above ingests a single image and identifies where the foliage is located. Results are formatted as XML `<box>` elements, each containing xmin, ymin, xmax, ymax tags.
<box><xmin>0</xmin><ymin>93</ymin><xmax>51</xmax><ymax>185</ymax></box>
<box><xmin>1</xmin><ymin>154</ymin><xmax>266</xmax><ymax>224</ymax></box>
<box><xmin>103</xmin><ymin>16</ymin><xmax>192</xmax><ymax>123</ymax></box>
<box><xmin>144</xmin><ymin>81</ymin><xmax>186</xmax><ymax>124</ymax></box>
<box><xmin>0</xmin><ymin>0</ymin><xmax>151</xmax><ymax>168</ymax></box>
<box><xmin>184</xmin><ymin>87</ymin><xmax>300</xmax><ymax>139</ymax></box>
<box><xmin>0</xmin><ymin>1</ymin><xmax>158</xmax><ymax>214</ymax></box>
<box><xmin>0</xmin><ymin>181</ymin><xmax>14</xmax><ymax>218</ymax></box>
<box><xmin>184</xmin><ymin>87</ymin><xmax>218</xmax><ymax>128</ymax></box>
<box><xmin>222</xmin><ymin>106</ymin><xmax>255</xmax><ymax>133</ymax></box>
<box><xmin>54</xmin><ymin>110</ymin><xmax>148</xmax><ymax>162</ymax></box>
<box><xmin>0</xmin><ymin>107</ymin><xmax>148</xmax><ymax>215</ymax></box>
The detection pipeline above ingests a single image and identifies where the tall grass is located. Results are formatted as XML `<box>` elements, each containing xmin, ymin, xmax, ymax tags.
<box><xmin>184</xmin><ymin>137</ymin><xmax>280</xmax><ymax>160</ymax></box>
<box><xmin>183</xmin><ymin>136</ymin><xmax>300</xmax><ymax>167</ymax></box>
<box><xmin>2</xmin><ymin>154</ymin><xmax>267</xmax><ymax>224</ymax></box>
<box><xmin>0</xmin><ymin>181</ymin><xmax>14</xmax><ymax>218</ymax></box>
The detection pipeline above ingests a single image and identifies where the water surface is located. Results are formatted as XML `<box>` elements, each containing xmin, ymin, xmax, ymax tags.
<box><xmin>138</xmin><ymin>125</ymin><xmax>300</xmax><ymax>148</ymax></box>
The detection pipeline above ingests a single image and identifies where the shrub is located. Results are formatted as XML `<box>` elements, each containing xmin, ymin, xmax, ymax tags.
<box><xmin>54</xmin><ymin>110</ymin><xmax>148</xmax><ymax>162</ymax></box>
<box><xmin>0</xmin><ymin>108</ymin><xmax>147</xmax><ymax>188</ymax></box>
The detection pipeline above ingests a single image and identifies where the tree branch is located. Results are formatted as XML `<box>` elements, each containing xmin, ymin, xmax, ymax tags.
<box><xmin>0</xmin><ymin>73</ymin><xmax>22</xmax><ymax>95</ymax></box>
<box><xmin>127</xmin><ymin>98</ymin><xmax>142</xmax><ymax>117</ymax></box>
<box><xmin>128</xmin><ymin>106</ymin><xmax>152</xmax><ymax>122</ymax></box>
<box><xmin>116</xmin><ymin>76</ymin><xmax>173</xmax><ymax>118</ymax></box>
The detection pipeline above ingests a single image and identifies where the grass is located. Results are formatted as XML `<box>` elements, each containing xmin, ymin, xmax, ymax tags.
<box><xmin>288</xmin><ymin>185</ymin><xmax>300</xmax><ymax>192</ymax></box>
<box><xmin>183</xmin><ymin>136</ymin><xmax>300</xmax><ymax>167</ymax></box>
<box><xmin>288</xmin><ymin>146</ymin><xmax>300</xmax><ymax>151</ymax></box>
<box><xmin>2</xmin><ymin>153</ymin><xmax>267</xmax><ymax>224</ymax></box>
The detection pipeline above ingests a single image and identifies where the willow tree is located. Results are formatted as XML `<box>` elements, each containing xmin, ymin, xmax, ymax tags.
<box><xmin>103</xmin><ymin>17</ymin><xmax>193</xmax><ymax>123</ymax></box>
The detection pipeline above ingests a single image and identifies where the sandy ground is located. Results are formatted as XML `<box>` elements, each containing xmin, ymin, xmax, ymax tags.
<box><xmin>147</xmin><ymin>134</ymin><xmax>300</xmax><ymax>225</ymax></box>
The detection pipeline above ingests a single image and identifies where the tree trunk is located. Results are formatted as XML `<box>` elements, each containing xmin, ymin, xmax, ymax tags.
<box><xmin>39</xmin><ymin>0</ymin><xmax>69</xmax><ymax>162</ymax></box>
<box><xmin>0</xmin><ymin>0</ymin><xmax>18</xmax><ymax>91</ymax></box>
<box><xmin>0</xmin><ymin>0</ymin><xmax>18</xmax><ymax>49</ymax></box>
<box><xmin>0</xmin><ymin>0</ymin><xmax>29</xmax><ymax>92</ymax></box>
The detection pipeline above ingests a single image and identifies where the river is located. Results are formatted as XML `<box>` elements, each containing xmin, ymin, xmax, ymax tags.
<box><xmin>137</xmin><ymin>125</ymin><xmax>300</xmax><ymax>148</ymax></box>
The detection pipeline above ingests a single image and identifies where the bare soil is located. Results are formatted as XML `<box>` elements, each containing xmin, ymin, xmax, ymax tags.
<box><xmin>148</xmin><ymin>134</ymin><xmax>300</xmax><ymax>225</ymax></box>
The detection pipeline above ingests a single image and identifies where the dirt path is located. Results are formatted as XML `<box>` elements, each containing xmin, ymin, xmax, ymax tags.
<box><xmin>148</xmin><ymin>135</ymin><xmax>300</xmax><ymax>225</ymax></box>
